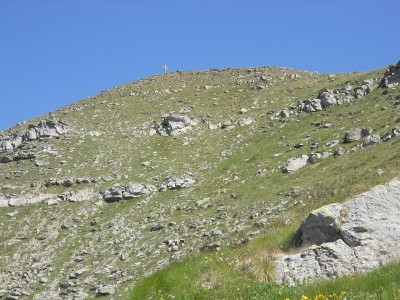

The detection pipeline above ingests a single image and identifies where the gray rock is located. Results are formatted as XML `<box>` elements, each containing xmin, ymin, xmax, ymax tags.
<box><xmin>237</xmin><ymin>118</ymin><xmax>255</xmax><ymax>126</ymax></box>
<box><xmin>155</xmin><ymin>114</ymin><xmax>194</xmax><ymax>136</ymax></box>
<box><xmin>282</xmin><ymin>155</ymin><xmax>309</xmax><ymax>173</ymax></box>
<box><xmin>392</xmin><ymin>127</ymin><xmax>400</xmax><ymax>137</ymax></box>
<box><xmin>60</xmin><ymin>189</ymin><xmax>95</xmax><ymax>202</ymax></box>
<box><xmin>324</xmin><ymin>140</ymin><xmax>339</xmax><ymax>148</ymax></box>
<box><xmin>275</xmin><ymin>178</ymin><xmax>400</xmax><ymax>285</ymax></box>
<box><xmin>344</xmin><ymin>128</ymin><xmax>362</xmax><ymax>143</ymax></box>
<box><xmin>124</xmin><ymin>182</ymin><xmax>156</xmax><ymax>198</ymax></box>
<box><xmin>150</xmin><ymin>224</ymin><xmax>164</xmax><ymax>232</ymax></box>
<box><xmin>101</xmin><ymin>183</ymin><xmax>155</xmax><ymax>202</ymax></box>
<box><xmin>97</xmin><ymin>286</ymin><xmax>115</xmax><ymax>295</ymax></box>
<box><xmin>280</xmin><ymin>110</ymin><xmax>290</xmax><ymax>118</ymax></box>
<box><xmin>7</xmin><ymin>193</ymin><xmax>53</xmax><ymax>207</ymax></box>
<box><xmin>195</xmin><ymin>197</ymin><xmax>212</xmax><ymax>209</ymax></box>
<box><xmin>0</xmin><ymin>151</ymin><xmax>36</xmax><ymax>164</ymax></box>
<box><xmin>318</xmin><ymin>88</ymin><xmax>337</xmax><ymax>108</ymax></box>
<box><xmin>159</xmin><ymin>174</ymin><xmax>195</xmax><ymax>191</ymax></box>
<box><xmin>380</xmin><ymin>61</ymin><xmax>400</xmax><ymax>88</ymax></box>
<box><xmin>362</xmin><ymin>134</ymin><xmax>381</xmax><ymax>147</ymax></box>
<box><xmin>333</xmin><ymin>147</ymin><xmax>347</xmax><ymax>156</ymax></box>
<box><xmin>300</xmin><ymin>99</ymin><xmax>323</xmax><ymax>113</ymax></box>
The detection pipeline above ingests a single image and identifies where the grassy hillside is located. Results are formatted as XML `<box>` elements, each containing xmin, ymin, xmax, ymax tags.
<box><xmin>0</xmin><ymin>64</ymin><xmax>399</xmax><ymax>299</ymax></box>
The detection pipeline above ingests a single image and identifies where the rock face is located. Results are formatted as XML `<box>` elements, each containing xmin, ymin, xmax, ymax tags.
<box><xmin>155</xmin><ymin>115</ymin><xmax>194</xmax><ymax>136</ymax></box>
<box><xmin>282</xmin><ymin>155</ymin><xmax>309</xmax><ymax>173</ymax></box>
<box><xmin>275</xmin><ymin>178</ymin><xmax>400</xmax><ymax>285</ymax></box>
<box><xmin>380</xmin><ymin>61</ymin><xmax>400</xmax><ymax>88</ymax></box>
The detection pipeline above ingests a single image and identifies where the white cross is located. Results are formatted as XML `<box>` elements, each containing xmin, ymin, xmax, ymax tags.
<box><xmin>162</xmin><ymin>64</ymin><xmax>168</xmax><ymax>73</ymax></box>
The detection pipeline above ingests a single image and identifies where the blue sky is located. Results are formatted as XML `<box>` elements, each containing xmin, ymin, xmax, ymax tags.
<box><xmin>1</xmin><ymin>1</ymin><xmax>399</xmax><ymax>130</ymax></box>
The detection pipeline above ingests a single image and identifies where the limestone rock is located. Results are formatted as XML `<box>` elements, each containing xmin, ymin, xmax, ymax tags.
<box><xmin>155</xmin><ymin>114</ymin><xmax>195</xmax><ymax>136</ymax></box>
<box><xmin>344</xmin><ymin>128</ymin><xmax>362</xmax><ymax>143</ymax></box>
<box><xmin>362</xmin><ymin>134</ymin><xmax>381</xmax><ymax>147</ymax></box>
<box><xmin>237</xmin><ymin>118</ymin><xmax>255</xmax><ymax>126</ymax></box>
<box><xmin>275</xmin><ymin>178</ymin><xmax>400</xmax><ymax>285</ymax></box>
<box><xmin>101</xmin><ymin>183</ymin><xmax>156</xmax><ymax>202</ymax></box>
<box><xmin>380</xmin><ymin>61</ymin><xmax>400</xmax><ymax>88</ymax></box>
<box><xmin>282</xmin><ymin>155</ymin><xmax>309</xmax><ymax>173</ymax></box>
<box><xmin>159</xmin><ymin>174</ymin><xmax>195</xmax><ymax>191</ymax></box>
<box><xmin>97</xmin><ymin>286</ymin><xmax>115</xmax><ymax>295</ymax></box>
<box><xmin>0</xmin><ymin>119</ymin><xmax>69</xmax><ymax>156</ymax></box>
<box><xmin>59</xmin><ymin>188</ymin><xmax>95</xmax><ymax>202</ymax></box>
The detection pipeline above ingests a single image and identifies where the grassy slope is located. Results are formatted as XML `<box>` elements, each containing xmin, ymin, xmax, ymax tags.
<box><xmin>1</xmin><ymin>65</ymin><xmax>399</xmax><ymax>299</ymax></box>
<box><xmin>125</xmin><ymin>68</ymin><xmax>400</xmax><ymax>299</ymax></box>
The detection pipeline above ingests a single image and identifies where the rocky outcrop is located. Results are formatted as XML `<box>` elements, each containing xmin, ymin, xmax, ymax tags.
<box><xmin>0</xmin><ymin>193</ymin><xmax>55</xmax><ymax>207</ymax></box>
<box><xmin>100</xmin><ymin>183</ymin><xmax>156</xmax><ymax>202</ymax></box>
<box><xmin>154</xmin><ymin>115</ymin><xmax>195</xmax><ymax>136</ymax></box>
<box><xmin>297</xmin><ymin>79</ymin><xmax>377</xmax><ymax>114</ymax></box>
<box><xmin>59</xmin><ymin>189</ymin><xmax>96</xmax><ymax>202</ymax></box>
<box><xmin>275</xmin><ymin>178</ymin><xmax>400</xmax><ymax>285</ymax></box>
<box><xmin>0</xmin><ymin>119</ymin><xmax>69</xmax><ymax>153</ymax></box>
<box><xmin>380</xmin><ymin>61</ymin><xmax>400</xmax><ymax>88</ymax></box>
<box><xmin>0</xmin><ymin>150</ymin><xmax>36</xmax><ymax>164</ymax></box>
<box><xmin>0</xmin><ymin>119</ymin><xmax>69</xmax><ymax>164</ymax></box>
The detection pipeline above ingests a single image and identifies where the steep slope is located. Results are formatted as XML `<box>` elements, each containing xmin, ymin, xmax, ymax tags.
<box><xmin>0</xmin><ymin>62</ymin><xmax>399</xmax><ymax>299</ymax></box>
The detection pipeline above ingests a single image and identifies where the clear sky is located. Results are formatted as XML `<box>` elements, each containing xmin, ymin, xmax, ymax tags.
<box><xmin>1</xmin><ymin>0</ymin><xmax>399</xmax><ymax>131</ymax></box>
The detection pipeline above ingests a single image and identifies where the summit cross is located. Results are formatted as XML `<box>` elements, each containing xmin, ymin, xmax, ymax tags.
<box><xmin>162</xmin><ymin>64</ymin><xmax>168</xmax><ymax>74</ymax></box>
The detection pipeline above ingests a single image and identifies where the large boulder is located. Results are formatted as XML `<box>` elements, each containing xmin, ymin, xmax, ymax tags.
<box><xmin>344</xmin><ymin>127</ymin><xmax>372</xmax><ymax>143</ymax></box>
<box><xmin>275</xmin><ymin>178</ymin><xmax>400</xmax><ymax>285</ymax></box>
<box><xmin>380</xmin><ymin>61</ymin><xmax>400</xmax><ymax>88</ymax></box>
<box><xmin>318</xmin><ymin>88</ymin><xmax>337</xmax><ymax>108</ymax></box>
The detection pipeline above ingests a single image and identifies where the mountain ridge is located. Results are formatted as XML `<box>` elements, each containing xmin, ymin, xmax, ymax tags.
<box><xmin>0</xmin><ymin>62</ymin><xmax>399</xmax><ymax>299</ymax></box>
